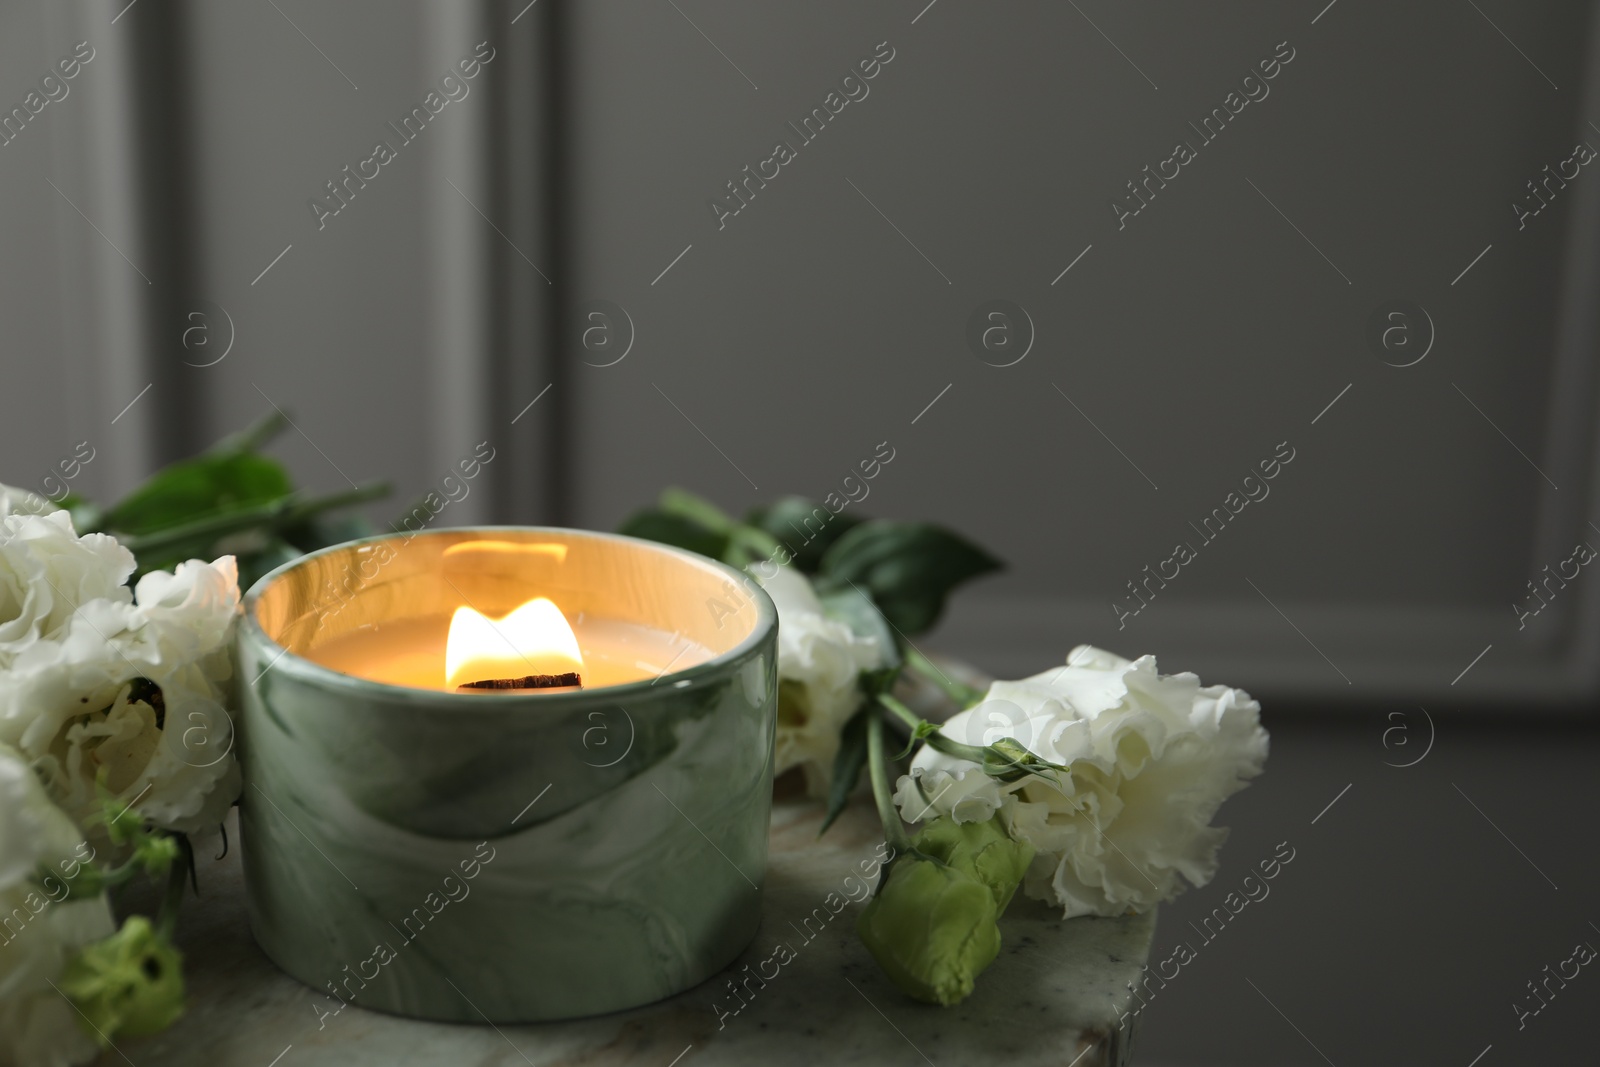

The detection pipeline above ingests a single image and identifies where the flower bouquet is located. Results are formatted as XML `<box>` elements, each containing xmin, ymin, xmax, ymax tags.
<box><xmin>0</xmin><ymin>412</ymin><xmax>385</xmax><ymax>1065</ymax></box>
<box><xmin>621</xmin><ymin>488</ymin><xmax>1270</xmax><ymax>1006</ymax></box>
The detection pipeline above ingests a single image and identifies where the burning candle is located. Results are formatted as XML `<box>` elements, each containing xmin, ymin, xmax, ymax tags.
<box><xmin>307</xmin><ymin>597</ymin><xmax>711</xmax><ymax>692</ymax></box>
<box><xmin>236</xmin><ymin>527</ymin><xmax>778</xmax><ymax>1023</ymax></box>
<box><xmin>294</xmin><ymin>536</ymin><xmax>715</xmax><ymax>694</ymax></box>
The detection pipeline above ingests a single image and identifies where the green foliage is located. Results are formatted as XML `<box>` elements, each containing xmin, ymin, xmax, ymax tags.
<box><xmin>820</xmin><ymin>707</ymin><xmax>873</xmax><ymax>836</ymax></box>
<box><xmin>619</xmin><ymin>489</ymin><xmax>1003</xmax><ymax>641</ymax></box>
<box><xmin>617</xmin><ymin>509</ymin><xmax>731</xmax><ymax>562</ymax></box>
<box><xmin>658</xmin><ymin>486</ymin><xmax>737</xmax><ymax>535</ymax></box>
<box><xmin>619</xmin><ymin>488</ymin><xmax>790</xmax><ymax>569</ymax></box>
<box><xmin>892</xmin><ymin>717</ymin><xmax>942</xmax><ymax>762</ymax></box>
<box><xmin>745</xmin><ymin>496</ymin><xmax>862</xmax><ymax>573</ymax></box>
<box><xmin>819</xmin><ymin>521</ymin><xmax>1003</xmax><ymax>636</ymax></box>
<box><xmin>102</xmin><ymin>778</ymin><xmax>181</xmax><ymax>875</ymax></box>
<box><xmin>100</xmin><ymin>452</ymin><xmax>293</xmax><ymax>537</ymax></box>
<box><xmin>74</xmin><ymin>410</ymin><xmax>388</xmax><ymax>582</ymax></box>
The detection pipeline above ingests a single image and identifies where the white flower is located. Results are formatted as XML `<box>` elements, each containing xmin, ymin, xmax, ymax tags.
<box><xmin>0</xmin><ymin>511</ymin><xmax>135</xmax><ymax>666</ymax></box>
<box><xmin>755</xmin><ymin>565</ymin><xmax>886</xmax><ymax>797</ymax></box>
<box><xmin>895</xmin><ymin>645</ymin><xmax>1268</xmax><ymax>918</ymax></box>
<box><xmin>37</xmin><ymin>558</ymin><xmax>241</xmax><ymax>838</ymax></box>
<box><xmin>0</xmin><ymin>483</ymin><xmax>59</xmax><ymax>520</ymax></box>
<box><xmin>38</xmin><ymin>666</ymin><xmax>241</xmax><ymax>838</ymax></box>
<box><xmin>0</xmin><ymin>743</ymin><xmax>117</xmax><ymax>1067</ymax></box>
<box><xmin>127</xmin><ymin>560</ymin><xmax>240</xmax><ymax>669</ymax></box>
<box><xmin>0</xmin><ymin>507</ymin><xmax>241</xmax><ymax>839</ymax></box>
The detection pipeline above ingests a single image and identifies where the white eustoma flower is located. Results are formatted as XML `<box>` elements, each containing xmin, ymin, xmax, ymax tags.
<box><xmin>31</xmin><ymin>557</ymin><xmax>242</xmax><ymax>838</ymax></box>
<box><xmin>0</xmin><ymin>482</ymin><xmax>59</xmax><ymax>520</ymax></box>
<box><xmin>0</xmin><ymin>505</ymin><xmax>242</xmax><ymax>839</ymax></box>
<box><xmin>0</xmin><ymin>510</ymin><xmax>136</xmax><ymax>666</ymax></box>
<box><xmin>755</xmin><ymin>565</ymin><xmax>886</xmax><ymax>797</ymax></box>
<box><xmin>126</xmin><ymin>559</ymin><xmax>241</xmax><ymax>680</ymax></box>
<box><xmin>0</xmin><ymin>743</ymin><xmax>117</xmax><ymax>1067</ymax></box>
<box><xmin>895</xmin><ymin>645</ymin><xmax>1268</xmax><ymax>918</ymax></box>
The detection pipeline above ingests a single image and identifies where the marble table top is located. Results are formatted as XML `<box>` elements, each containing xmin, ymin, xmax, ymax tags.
<box><xmin>103</xmin><ymin>790</ymin><xmax>1154</xmax><ymax>1067</ymax></box>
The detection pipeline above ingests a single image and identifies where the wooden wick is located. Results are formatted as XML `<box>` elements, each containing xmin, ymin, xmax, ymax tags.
<box><xmin>458</xmin><ymin>672</ymin><xmax>582</xmax><ymax>691</ymax></box>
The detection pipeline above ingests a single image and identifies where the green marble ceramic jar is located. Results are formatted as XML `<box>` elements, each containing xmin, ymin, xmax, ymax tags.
<box><xmin>235</xmin><ymin>528</ymin><xmax>778</xmax><ymax>1023</ymax></box>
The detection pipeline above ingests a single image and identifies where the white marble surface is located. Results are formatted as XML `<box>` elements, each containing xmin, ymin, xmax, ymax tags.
<box><xmin>102</xmin><ymin>788</ymin><xmax>1154</xmax><ymax>1067</ymax></box>
<box><xmin>99</xmin><ymin>664</ymin><xmax>1154</xmax><ymax>1066</ymax></box>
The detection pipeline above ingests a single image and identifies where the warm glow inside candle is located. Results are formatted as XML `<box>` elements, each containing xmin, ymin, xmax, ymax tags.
<box><xmin>307</xmin><ymin>608</ymin><xmax>711</xmax><ymax>692</ymax></box>
<box><xmin>275</xmin><ymin>535</ymin><xmax>738</xmax><ymax>693</ymax></box>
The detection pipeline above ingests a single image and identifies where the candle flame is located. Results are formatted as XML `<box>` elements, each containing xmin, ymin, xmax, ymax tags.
<box><xmin>445</xmin><ymin>598</ymin><xmax>583</xmax><ymax>688</ymax></box>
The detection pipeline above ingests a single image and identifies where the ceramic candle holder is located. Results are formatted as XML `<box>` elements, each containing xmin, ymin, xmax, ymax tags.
<box><xmin>235</xmin><ymin>527</ymin><xmax>778</xmax><ymax>1023</ymax></box>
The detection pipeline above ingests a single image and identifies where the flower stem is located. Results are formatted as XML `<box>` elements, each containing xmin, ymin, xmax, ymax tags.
<box><xmin>877</xmin><ymin>693</ymin><xmax>991</xmax><ymax>765</ymax></box>
<box><xmin>902</xmin><ymin>645</ymin><xmax>986</xmax><ymax>708</ymax></box>
<box><xmin>874</xmin><ymin>691</ymin><xmax>914</xmax><ymax>729</ymax></box>
<box><xmin>98</xmin><ymin>857</ymin><xmax>147</xmax><ymax>888</ymax></box>
<box><xmin>155</xmin><ymin>847</ymin><xmax>187</xmax><ymax>941</ymax></box>
<box><xmin>207</xmin><ymin>408</ymin><xmax>291</xmax><ymax>457</ymax></box>
<box><xmin>117</xmin><ymin>482</ymin><xmax>390</xmax><ymax>558</ymax></box>
<box><xmin>866</xmin><ymin>705</ymin><xmax>913</xmax><ymax>855</ymax></box>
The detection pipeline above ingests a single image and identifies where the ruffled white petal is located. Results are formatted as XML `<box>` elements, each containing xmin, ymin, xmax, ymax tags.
<box><xmin>0</xmin><ymin>517</ymin><xmax>241</xmax><ymax>839</ymax></box>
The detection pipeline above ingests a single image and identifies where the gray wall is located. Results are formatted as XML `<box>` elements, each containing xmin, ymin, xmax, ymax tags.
<box><xmin>561</xmin><ymin>0</ymin><xmax>1600</xmax><ymax>704</ymax></box>
<box><xmin>6</xmin><ymin>0</ymin><xmax>1598</xmax><ymax>704</ymax></box>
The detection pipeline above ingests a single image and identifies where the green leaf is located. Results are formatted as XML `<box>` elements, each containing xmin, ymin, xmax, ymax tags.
<box><xmin>727</xmin><ymin>523</ymin><xmax>783</xmax><ymax>564</ymax></box>
<box><xmin>893</xmin><ymin>718</ymin><xmax>941</xmax><ymax>761</ymax></box>
<box><xmin>820</xmin><ymin>706</ymin><xmax>871</xmax><ymax>837</ymax></box>
<box><xmin>658</xmin><ymin>487</ymin><xmax>737</xmax><ymax>533</ymax></box>
<box><xmin>617</xmin><ymin>509</ymin><xmax>730</xmax><ymax>561</ymax></box>
<box><xmin>858</xmin><ymin>665</ymin><xmax>903</xmax><ymax>698</ymax></box>
<box><xmin>205</xmin><ymin>409</ymin><xmax>290</xmax><ymax>457</ymax></box>
<box><xmin>819</xmin><ymin>521</ymin><xmax>1003</xmax><ymax>636</ymax></box>
<box><xmin>745</xmin><ymin>496</ymin><xmax>863</xmax><ymax>573</ymax></box>
<box><xmin>119</xmin><ymin>483</ymin><xmax>388</xmax><ymax>576</ymax></box>
<box><xmin>653</xmin><ymin>489</ymin><xmax>784</xmax><ymax>565</ymax></box>
<box><xmin>102</xmin><ymin>453</ymin><xmax>292</xmax><ymax>537</ymax></box>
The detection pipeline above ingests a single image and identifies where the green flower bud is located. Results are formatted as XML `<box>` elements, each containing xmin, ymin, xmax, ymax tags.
<box><xmin>982</xmin><ymin>737</ymin><xmax>1068</xmax><ymax>784</ymax></box>
<box><xmin>910</xmin><ymin>815</ymin><xmax>1034</xmax><ymax>914</ymax></box>
<box><xmin>857</xmin><ymin>856</ymin><xmax>1001</xmax><ymax>1006</ymax></box>
<box><xmin>59</xmin><ymin>916</ymin><xmax>185</xmax><ymax>1042</ymax></box>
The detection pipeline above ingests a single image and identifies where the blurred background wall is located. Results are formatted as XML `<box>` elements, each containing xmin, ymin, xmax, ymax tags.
<box><xmin>2</xmin><ymin>2</ymin><xmax>1598</xmax><ymax>1063</ymax></box>
<box><xmin>6</xmin><ymin>0</ymin><xmax>1600</xmax><ymax>704</ymax></box>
